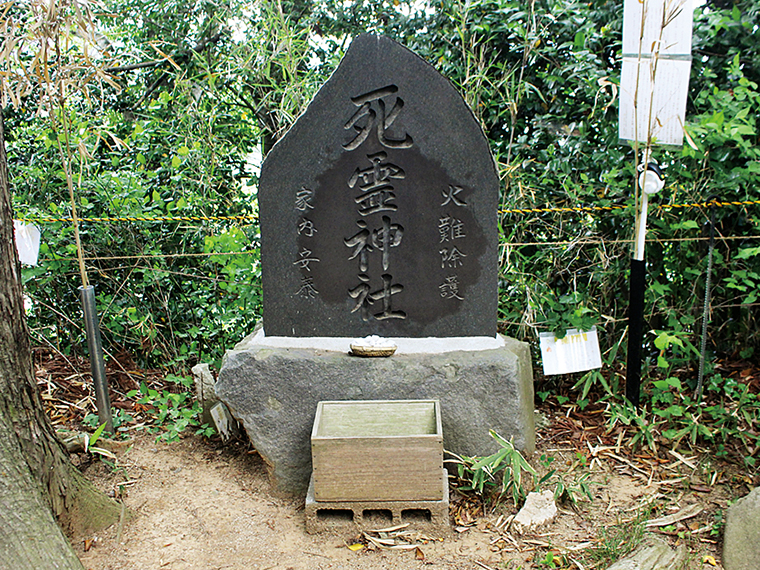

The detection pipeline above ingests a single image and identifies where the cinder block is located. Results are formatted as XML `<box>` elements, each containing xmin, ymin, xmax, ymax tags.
<box><xmin>304</xmin><ymin>470</ymin><xmax>450</xmax><ymax>534</ymax></box>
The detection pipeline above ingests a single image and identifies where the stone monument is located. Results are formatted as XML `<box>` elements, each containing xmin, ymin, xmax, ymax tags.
<box><xmin>259</xmin><ymin>34</ymin><xmax>497</xmax><ymax>338</ymax></box>
<box><xmin>216</xmin><ymin>34</ymin><xmax>534</xmax><ymax>495</ymax></box>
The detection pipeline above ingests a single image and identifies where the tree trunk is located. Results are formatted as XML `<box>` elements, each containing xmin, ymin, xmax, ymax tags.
<box><xmin>0</xmin><ymin>107</ymin><xmax>121</xmax><ymax>568</ymax></box>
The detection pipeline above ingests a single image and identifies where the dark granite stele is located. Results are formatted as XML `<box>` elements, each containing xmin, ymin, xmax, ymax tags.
<box><xmin>215</xmin><ymin>332</ymin><xmax>535</xmax><ymax>496</ymax></box>
<box><xmin>259</xmin><ymin>33</ymin><xmax>499</xmax><ymax>338</ymax></box>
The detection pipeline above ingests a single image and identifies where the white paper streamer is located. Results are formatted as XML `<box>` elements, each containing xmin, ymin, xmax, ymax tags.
<box><xmin>13</xmin><ymin>220</ymin><xmax>41</xmax><ymax>266</ymax></box>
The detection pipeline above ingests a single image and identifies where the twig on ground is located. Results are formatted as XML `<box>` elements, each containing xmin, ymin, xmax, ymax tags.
<box><xmin>645</xmin><ymin>503</ymin><xmax>703</xmax><ymax>528</ymax></box>
<box><xmin>116</xmin><ymin>501</ymin><xmax>126</xmax><ymax>544</ymax></box>
<box><xmin>668</xmin><ymin>449</ymin><xmax>698</xmax><ymax>470</ymax></box>
<box><xmin>606</xmin><ymin>452</ymin><xmax>650</xmax><ymax>477</ymax></box>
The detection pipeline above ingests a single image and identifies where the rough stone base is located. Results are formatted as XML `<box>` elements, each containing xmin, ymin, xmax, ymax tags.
<box><xmin>305</xmin><ymin>471</ymin><xmax>450</xmax><ymax>534</ymax></box>
<box><xmin>605</xmin><ymin>535</ymin><xmax>687</xmax><ymax>570</ymax></box>
<box><xmin>723</xmin><ymin>486</ymin><xmax>760</xmax><ymax>570</ymax></box>
<box><xmin>216</xmin><ymin>333</ymin><xmax>534</xmax><ymax>495</ymax></box>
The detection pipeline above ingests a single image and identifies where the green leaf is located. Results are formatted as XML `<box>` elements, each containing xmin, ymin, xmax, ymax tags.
<box><xmin>654</xmin><ymin>331</ymin><xmax>683</xmax><ymax>350</ymax></box>
<box><xmin>86</xmin><ymin>422</ymin><xmax>107</xmax><ymax>453</ymax></box>
<box><xmin>573</xmin><ymin>31</ymin><xmax>585</xmax><ymax>50</ymax></box>
<box><xmin>732</xmin><ymin>124</ymin><xmax>754</xmax><ymax>136</ymax></box>
<box><xmin>736</xmin><ymin>246</ymin><xmax>760</xmax><ymax>260</ymax></box>
<box><xmin>707</xmin><ymin>111</ymin><xmax>725</xmax><ymax>128</ymax></box>
<box><xmin>171</xmin><ymin>155</ymin><xmax>182</xmax><ymax>168</ymax></box>
<box><xmin>670</xmin><ymin>220</ymin><xmax>699</xmax><ymax>230</ymax></box>
<box><xmin>663</xmin><ymin>429</ymin><xmax>679</xmax><ymax>439</ymax></box>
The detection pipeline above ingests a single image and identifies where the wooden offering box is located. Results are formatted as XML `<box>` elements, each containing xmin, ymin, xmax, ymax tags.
<box><xmin>311</xmin><ymin>400</ymin><xmax>444</xmax><ymax>502</ymax></box>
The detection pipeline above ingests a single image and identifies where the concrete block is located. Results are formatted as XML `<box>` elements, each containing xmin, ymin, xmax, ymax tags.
<box><xmin>304</xmin><ymin>471</ymin><xmax>450</xmax><ymax>534</ymax></box>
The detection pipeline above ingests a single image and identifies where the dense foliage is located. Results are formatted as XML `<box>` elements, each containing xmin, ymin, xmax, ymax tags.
<box><xmin>6</xmin><ymin>0</ymin><xmax>760</xmax><ymax>445</ymax></box>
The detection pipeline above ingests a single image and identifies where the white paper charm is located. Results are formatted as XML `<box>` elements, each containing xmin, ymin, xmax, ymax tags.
<box><xmin>539</xmin><ymin>327</ymin><xmax>602</xmax><ymax>376</ymax></box>
<box><xmin>13</xmin><ymin>220</ymin><xmax>41</xmax><ymax>266</ymax></box>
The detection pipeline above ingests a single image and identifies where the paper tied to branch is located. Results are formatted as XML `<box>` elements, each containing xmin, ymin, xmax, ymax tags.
<box><xmin>539</xmin><ymin>327</ymin><xmax>602</xmax><ymax>376</ymax></box>
<box><xmin>13</xmin><ymin>220</ymin><xmax>41</xmax><ymax>266</ymax></box>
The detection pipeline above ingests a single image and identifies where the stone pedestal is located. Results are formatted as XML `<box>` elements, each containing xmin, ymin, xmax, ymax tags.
<box><xmin>215</xmin><ymin>332</ymin><xmax>534</xmax><ymax>495</ymax></box>
<box><xmin>723</xmin><ymin>486</ymin><xmax>760</xmax><ymax>570</ymax></box>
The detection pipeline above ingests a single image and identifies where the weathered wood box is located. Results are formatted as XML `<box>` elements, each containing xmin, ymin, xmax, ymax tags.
<box><xmin>311</xmin><ymin>400</ymin><xmax>444</xmax><ymax>502</ymax></box>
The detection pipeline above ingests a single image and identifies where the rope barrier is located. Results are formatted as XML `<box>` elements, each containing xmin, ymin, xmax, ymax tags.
<box><xmin>498</xmin><ymin>199</ymin><xmax>760</xmax><ymax>215</ymax></box>
<box><xmin>15</xmin><ymin>214</ymin><xmax>259</xmax><ymax>224</ymax></box>
<box><xmin>500</xmin><ymin>235</ymin><xmax>760</xmax><ymax>248</ymax></box>
<box><xmin>500</xmin><ymin>204</ymin><xmax>627</xmax><ymax>215</ymax></box>
<box><xmin>659</xmin><ymin>199</ymin><xmax>760</xmax><ymax>211</ymax></box>
<box><xmin>14</xmin><ymin>199</ymin><xmax>760</xmax><ymax>225</ymax></box>
<box><xmin>40</xmin><ymin>234</ymin><xmax>760</xmax><ymax>264</ymax></box>
<box><xmin>50</xmin><ymin>251</ymin><xmax>258</xmax><ymax>262</ymax></box>
<box><xmin>13</xmin><ymin>199</ymin><xmax>759</xmax><ymax>264</ymax></box>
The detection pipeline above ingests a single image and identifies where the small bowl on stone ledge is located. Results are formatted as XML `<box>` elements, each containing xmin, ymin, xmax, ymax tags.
<box><xmin>349</xmin><ymin>336</ymin><xmax>397</xmax><ymax>357</ymax></box>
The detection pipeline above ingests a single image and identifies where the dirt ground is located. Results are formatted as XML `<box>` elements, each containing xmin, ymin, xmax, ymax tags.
<box><xmin>71</xmin><ymin>423</ymin><xmax>739</xmax><ymax>570</ymax></box>
<box><xmin>35</xmin><ymin>348</ymin><xmax>752</xmax><ymax>569</ymax></box>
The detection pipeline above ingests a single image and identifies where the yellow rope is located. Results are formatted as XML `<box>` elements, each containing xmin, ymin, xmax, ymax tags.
<box><xmin>15</xmin><ymin>214</ymin><xmax>259</xmax><ymax>224</ymax></box>
<box><xmin>500</xmin><ymin>235</ymin><xmax>760</xmax><ymax>247</ymax></box>
<box><xmin>500</xmin><ymin>204</ymin><xmax>626</xmax><ymax>214</ymax></box>
<box><xmin>14</xmin><ymin>199</ymin><xmax>759</xmax><ymax>225</ymax></box>
<box><xmin>42</xmin><ymin>234</ymin><xmax>760</xmax><ymax>264</ymax></box>
<box><xmin>499</xmin><ymin>199</ymin><xmax>760</xmax><ymax>215</ymax></box>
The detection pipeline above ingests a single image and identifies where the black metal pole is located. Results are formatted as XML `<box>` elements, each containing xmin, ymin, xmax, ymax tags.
<box><xmin>626</xmin><ymin>258</ymin><xmax>646</xmax><ymax>407</ymax></box>
<box><xmin>79</xmin><ymin>285</ymin><xmax>113</xmax><ymax>433</ymax></box>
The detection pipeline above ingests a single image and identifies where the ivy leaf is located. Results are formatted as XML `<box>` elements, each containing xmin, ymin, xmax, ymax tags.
<box><xmin>670</xmin><ymin>220</ymin><xmax>699</xmax><ymax>230</ymax></box>
<box><xmin>736</xmin><ymin>246</ymin><xmax>760</xmax><ymax>260</ymax></box>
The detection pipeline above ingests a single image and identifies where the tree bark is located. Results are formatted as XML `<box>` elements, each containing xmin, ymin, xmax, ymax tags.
<box><xmin>0</xmin><ymin>107</ymin><xmax>121</xmax><ymax>568</ymax></box>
